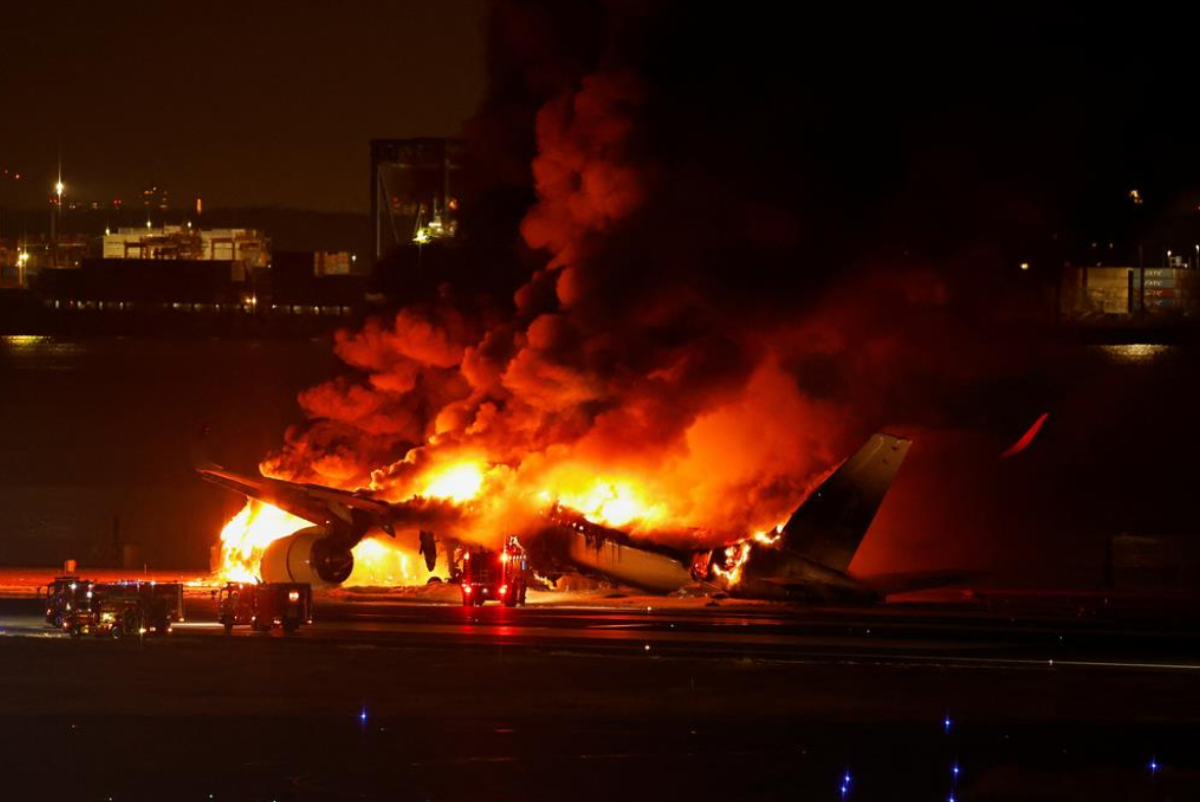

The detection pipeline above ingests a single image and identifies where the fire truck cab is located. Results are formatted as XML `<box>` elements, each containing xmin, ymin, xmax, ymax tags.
<box><xmin>43</xmin><ymin>575</ymin><xmax>95</xmax><ymax>628</ymax></box>
<box><xmin>64</xmin><ymin>581</ymin><xmax>184</xmax><ymax>639</ymax></box>
<box><xmin>460</xmin><ymin>537</ymin><xmax>530</xmax><ymax>607</ymax></box>
<box><xmin>218</xmin><ymin>582</ymin><xmax>313</xmax><ymax>633</ymax></box>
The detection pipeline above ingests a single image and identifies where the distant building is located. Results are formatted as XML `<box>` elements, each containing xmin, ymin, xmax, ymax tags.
<box><xmin>370</xmin><ymin>138</ymin><xmax>463</xmax><ymax>263</ymax></box>
<box><xmin>38</xmin><ymin>257</ymin><xmax>251</xmax><ymax>306</ymax></box>
<box><xmin>271</xmin><ymin>251</ymin><xmax>367</xmax><ymax>308</ymax></box>
<box><xmin>1061</xmin><ymin>266</ymin><xmax>1200</xmax><ymax>320</ymax></box>
<box><xmin>5</xmin><ymin>235</ymin><xmax>89</xmax><ymax>275</ymax></box>
<box><xmin>98</xmin><ymin>226</ymin><xmax>269</xmax><ymax>269</ymax></box>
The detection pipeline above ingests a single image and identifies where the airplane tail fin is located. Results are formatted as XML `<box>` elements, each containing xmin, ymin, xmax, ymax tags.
<box><xmin>781</xmin><ymin>433</ymin><xmax>910</xmax><ymax>573</ymax></box>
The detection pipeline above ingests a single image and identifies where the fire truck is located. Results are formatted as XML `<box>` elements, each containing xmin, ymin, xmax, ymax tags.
<box><xmin>43</xmin><ymin>575</ymin><xmax>95</xmax><ymax>628</ymax></box>
<box><xmin>217</xmin><ymin>582</ymin><xmax>313</xmax><ymax>633</ymax></box>
<box><xmin>460</xmin><ymin>537</ymin><xmax>530</xmax><ymax>607</ymax></box>
<box><xmin>63</xmin><ymin>581</ymin><xmax>184</xmax><ymax>639</ymax></box>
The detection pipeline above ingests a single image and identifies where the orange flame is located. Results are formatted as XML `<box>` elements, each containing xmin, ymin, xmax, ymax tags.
<box><xmin>345</xmin><ymin>537</ymin><xmax>441</xmax><ymax>587</ymax></box>
<box><xmin>421</xmin><ymin>461</ymin><xmax>485</xmax><ymax>502</ymax></box>
<box><xmin>215</xmin><ymin>500</ymin><xmax>310</xmax><ymax>583</ymax></box>
<box><xmin>213</xmin><ymin>499</ymin><xmax>447</xmax><ymax>586</ymax></box>
<box><xmin>709</xmin><ymin>525</ymin><xmax>784</xmax><ymax>586</ymax></box>
<box><xmin>214</xmin><ymin>453</ymin><xmax>781</xmax><ymax>589</ymax></box>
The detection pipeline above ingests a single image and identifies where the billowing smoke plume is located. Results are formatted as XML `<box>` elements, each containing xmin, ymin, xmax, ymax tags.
<box><xmin>264</xmin><ymin>2</ymin><xmax>1048</xmax><ymax>556</ymax></box>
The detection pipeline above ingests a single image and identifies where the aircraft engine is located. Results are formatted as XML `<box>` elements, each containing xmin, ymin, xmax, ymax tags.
<box><xmin>260</xmin><ymin>527</ymin><xmax>354</xmax><ymax>587</ymax></box>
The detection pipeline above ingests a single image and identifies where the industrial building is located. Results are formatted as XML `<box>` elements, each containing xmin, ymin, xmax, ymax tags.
<box><xmin>1061</xmin><ymin>266</ymin><xmax>1200</xmax><ymax>321</ymax></box>
<box><xmin>22</xmin><ymin>223</ymin><xmax>364</xmax><ymax>315</ymax></box>
<box><xmin>370</xmin><ymin>138</ymin><xmax>463</xmax><ymax>263</ymax></box>
<box><xmin>98</xmin><ymin>226</ymin><xmax>268</xmax><ymax>267</ymax></box>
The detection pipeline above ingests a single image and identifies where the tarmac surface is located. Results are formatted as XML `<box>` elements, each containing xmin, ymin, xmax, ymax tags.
<box><xmin>2</xmin><ymin>589</ymin><xmax>1200</xmax><ymax>800</ymax></box>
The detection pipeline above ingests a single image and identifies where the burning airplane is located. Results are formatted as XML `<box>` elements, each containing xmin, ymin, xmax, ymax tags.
<box><xmin>199</xmin><ymin>432</ymin><xmax>919</xmax><ymax>602</ymax></box>
<box><xmin>194</xmin><ymin>28</ymin><xmax>986</xmax><ymax>601</ymax></box>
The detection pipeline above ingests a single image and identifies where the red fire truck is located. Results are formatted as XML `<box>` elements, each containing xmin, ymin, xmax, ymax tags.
<box><xmin>43</xmin><ymin>575</ymin><xmax>95</xmax><ymax>628</ymax></box>
<box><xmin>63</xmin><ymin>581</ymin><xmax>184</xmax><ymax>639</ymax></box>
<box><xmin>460</xmin><ymin>537</ymin><xmax>530</xmax><ymax>607</ymax></box>
<box><xmin>217</xmin><ymin>582</ymin><xmax>313</xmax><ymax>633</ymax></box>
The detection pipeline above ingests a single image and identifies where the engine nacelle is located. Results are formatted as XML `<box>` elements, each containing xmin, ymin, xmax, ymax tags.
<box><xmin>260</xmin><ymin>527</ymin><xmax>354</xmax><ymax>587</ymax></box>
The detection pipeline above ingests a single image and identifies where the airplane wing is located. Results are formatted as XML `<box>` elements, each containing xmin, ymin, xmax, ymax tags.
<box><xmin>197</xmin><ymin>465</ymin><xmax>398</xmax><ymax>535</ymax></box>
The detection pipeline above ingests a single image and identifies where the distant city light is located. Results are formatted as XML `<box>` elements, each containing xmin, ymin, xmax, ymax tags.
<box><xmin>1019</xmin><ymin>262</ymin><xmax>1030</xmax><ymax>271</ymax></box>
<box><xmin>1130</xmin><ymin>188</ymin><xmax>1143</xmax><ymax>205</ymax></box>
<box><xmin>55</xmin><ymin>180</ymin><xmax>64</xmax><ymax>197</ymax></box>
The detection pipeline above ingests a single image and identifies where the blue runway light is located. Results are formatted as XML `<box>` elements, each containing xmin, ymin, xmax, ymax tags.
<box><xmin>1150</xmin><ymin>758</ymin><xmax>1159</xmax><ymax>775</ymax></box>
<box><xmin>943</xmin><ymin>714</ymin><xmax>952</xmax><ymax>734</ymax></box>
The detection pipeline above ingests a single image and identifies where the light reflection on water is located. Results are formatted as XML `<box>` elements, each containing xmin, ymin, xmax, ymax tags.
<box><xmin>1</xmin><ymin>335</ymin><xmax>89</xmax><ymax>369</ymax></box>
<box><xmin>1095</xmin><ymin>343</ymin><xmax>1173</xmax><ymax>364</ymax></box>
<box><xmin>1</xmin><ymin>335</ymin><xmax>51</xmax><ymax>346</ymax></box>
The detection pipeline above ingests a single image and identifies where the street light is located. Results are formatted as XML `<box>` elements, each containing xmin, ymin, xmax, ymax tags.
<box><xmin>51</xmin><ymin>178</ymin><xmax>64</xmax><ymax>268</ymax></box>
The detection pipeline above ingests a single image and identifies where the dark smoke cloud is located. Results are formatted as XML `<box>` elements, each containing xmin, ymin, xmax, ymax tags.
<box><xmin>266</xmin><ymin>2</ymin><xmax>1073</xmax><ymax>557</ymax></box>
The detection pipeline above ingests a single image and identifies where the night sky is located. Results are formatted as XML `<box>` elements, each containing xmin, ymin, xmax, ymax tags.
<box><xmin>1</xmin><ymin>0</ymin><xmax>486</xmax><ymax>213</ymax></box>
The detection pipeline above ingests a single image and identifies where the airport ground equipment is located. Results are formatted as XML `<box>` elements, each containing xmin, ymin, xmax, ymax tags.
<box><xmin>64</xmin><ymin>580</ymin><xmax>183</xmax><ymax>638</ymax></box>
<box><xmin>218</xmin><ymin>581</ymin><xmax>313</xmax><ymax>633</ymax></box>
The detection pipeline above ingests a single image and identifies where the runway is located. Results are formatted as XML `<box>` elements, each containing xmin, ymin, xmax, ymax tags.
<box><xmin>8</xmin><ymin>591</ymin><xmax>1200</xmax><ymax>672</ymax></box>
<box><xmin>3</xmin><ymin>593</ymin><xmax>1200</xmax><ymax>799</ymax></box>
